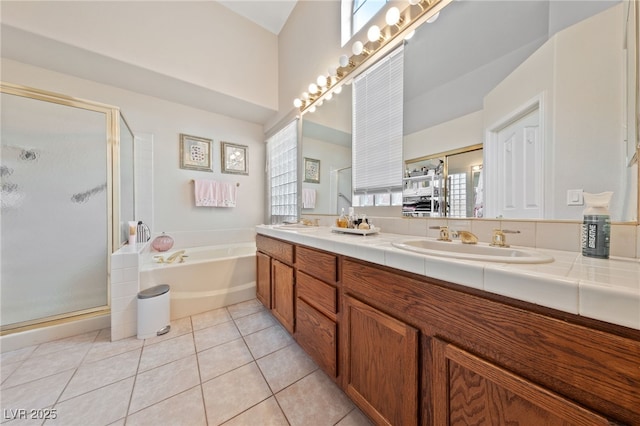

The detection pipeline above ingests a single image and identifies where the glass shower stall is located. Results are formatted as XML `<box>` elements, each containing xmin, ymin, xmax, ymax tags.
<box><xmin>0</xmin><ymin>82</ymin><xmax>134</xmax><ymax>333</ymax></box>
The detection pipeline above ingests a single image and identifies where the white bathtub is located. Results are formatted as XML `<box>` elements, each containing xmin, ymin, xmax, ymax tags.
<box><xmin>139</xmin><ymin>242</ymin><xmax>256</xmax><ymax>320</ymax></box>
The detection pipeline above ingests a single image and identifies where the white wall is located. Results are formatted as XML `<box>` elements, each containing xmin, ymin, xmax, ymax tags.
<box><xmin>2</xmin><ymin>59</ymin><xmax>266</xmax><ymax>234</ymax></box>
<box><xmin>0</xmin><ymin>1</ymin><xmax>278</xmax><ymax>111</ymax></box>
<box><xmin>484</xmin><ymin>4</ymin><xmax>625</xmax><ymax>220</ymax></box>
<box><xmin>404</xmin><ymin>110</ymin><xmax>484</xmax><ymax>161</ymax></box>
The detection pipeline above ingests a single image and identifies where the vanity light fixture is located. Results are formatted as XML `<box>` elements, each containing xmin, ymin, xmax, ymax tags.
<box><xmin>352</xmin><ymin>40</ymin><xmax>368</xmax><ymax>56</ymax></box>
<box><xmin>293</xmin><ymin>0</ymin><xmax>450</xmax><ymax>113</ymax></box>
<box><xmin>386</xmin><ymin>7</ymin><xmax>402</xmax><ymax>26</ymax></box>
<box><xmin>367</xmin><ymin>25</ymin><xmax>382</xmax><ymax>42</ymax></box>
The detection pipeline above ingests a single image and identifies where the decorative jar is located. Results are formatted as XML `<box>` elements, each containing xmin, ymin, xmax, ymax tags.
<box><xmin>151</xmin><ymin>233</ymin><xmax>174</xmax><ymax>252</ymax></box>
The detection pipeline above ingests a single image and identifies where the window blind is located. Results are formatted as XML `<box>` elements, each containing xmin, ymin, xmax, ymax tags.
<box><xmin>267</xmin><ymin>119</ymin><xmax>298</xmax><ymax>224</ymax></box>
<box><xmin>352</xmin><ymin>45</ymin><xmax>404</xmax><ymax>194</ymax></box>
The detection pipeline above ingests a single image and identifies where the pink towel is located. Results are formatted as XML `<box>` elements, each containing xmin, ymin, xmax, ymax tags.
<box><xmin>218</xmin><ymin>182</ymin><xmax>237</xmax><ymax>207</ymax></box>
<box><xmin>194</xmin><ymin>180</ymin><xmax>218</xmax><ymax>206</ymax></box>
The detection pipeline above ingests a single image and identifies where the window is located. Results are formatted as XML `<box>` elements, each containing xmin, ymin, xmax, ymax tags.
<box><xmin>267</xmin><ymin>120</ymin><xmax>298</xmax><ymax>224</ymax></box>
<box><xmin>352</xmin><ymin>45</ymin><xmax>404</xmax><ymax>205</ymax></box>
<box><xmin>448</xmin><ymin>173</ymin><xmax>467</xmax><ymax>218</ymax></box>
<box><xmin>342</xmin><ymin>0</ymin><xmax>387</xmax><ymax>46</ymax></box>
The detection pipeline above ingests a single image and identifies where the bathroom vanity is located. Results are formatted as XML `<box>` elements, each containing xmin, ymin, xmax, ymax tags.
<box><xmin>256</xmin><ymin>226</ymin><xmax>640</xmax><ymax>425</ymax></box>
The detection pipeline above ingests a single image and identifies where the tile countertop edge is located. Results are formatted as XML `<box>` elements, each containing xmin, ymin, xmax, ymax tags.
<box><xmin>255</xmin><ymin>225</ymin><xmax>640</xmax><ymax>331</ymax></box>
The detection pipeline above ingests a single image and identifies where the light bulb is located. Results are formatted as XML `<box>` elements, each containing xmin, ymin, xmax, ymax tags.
<box><xmin>302</xmin><ymin>92</ymin><xmax>309</xmax><ymax>100</ymax></box>
<box><xmin>352</xmin><ymin>41</ymin><xmax>364</xmax><ymax>55</ymax></box>
<box><xmin>308</xmin><ymin>83</ymin><xmax>318</xmax><ymax>94</ymax></box>
<box><xmin>317</xmin><ymin>75</ymin><xmax>327</xmax><ymax>88</ymax></box>
<box><xmin>325</xmin><ymin>92</ymin><xmax>333</xmax><ymax>101</ymax></box>
<box><xmin>334</xmin><ymin>85</ymin><xmax>342</xmax><ymax>94</ymax></box>
<box><xmin>404</xmin><ymin>30</ymin><xmax>415</xmax><ymax>40</ymax></box>
<box><xmin>367</xmin><ymin>25</ymin><xmax>381</xmax><ymax>42</ymax></box>
<box><xmin>408</xmin><ymin>0</ymin><xmax>420</xmax><ymax>5</ymax></box>
<box><xmin>339</xmin><ymin>54</ymin><xmax>350</xmax><ymax>67</ymax></box>
<box><xmin>386</xmin><ymin>7</ymin><xmax>401</xmax><ymax>26</ymax></box>
<box><xmin>293</xmin><ymin>98</ymin><xmax>302</xmax><ymax>108</ymax></box>
<box><xmin>317</xmin><ymin>100</ymin><xmax>323</xmax><ymax>107</ymax></box>
<box><xmin>309</xmin><ymin>106</ymin><xmax>317</xmax><ymax>113</ymax></box>
<box><xmin>328</xmin><ymin>65</ymin><xmax>338</xmax><ymax>77</ymax></box>
<box><xmin>427</xmin><ymin>11</ymin><xmax>440</xmax><ymax>23</ymax></box>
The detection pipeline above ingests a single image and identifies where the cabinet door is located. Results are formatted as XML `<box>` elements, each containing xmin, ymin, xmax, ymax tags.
<box><xmin>431</xmin><ymin>339</ymin><xmax>615</xmax><ymax>426</ymax></box>
<box><xmin>256</xmin><ymin>251</ymin><xmax>271</xmax><ymax>308</ymax></box>
<box><xmin>296</xmin><ymin>298</ymin><xmax>337</xmax><ymax>378</ymax></box>
<box><xmin>271</xmin><ymin>259</ymin><xmax>295</xmax><ymax>334</ymax></box>
<box><xmin>343</xmin><ymin>295</ymin><xmax>419</xmax><ymax>426</ymax></box>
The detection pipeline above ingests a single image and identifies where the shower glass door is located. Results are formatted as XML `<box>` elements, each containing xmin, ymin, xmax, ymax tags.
<box><xmin>1</xmin><ymin>86</ymin><xmax>115</xmax><ymax>330</ymax></box>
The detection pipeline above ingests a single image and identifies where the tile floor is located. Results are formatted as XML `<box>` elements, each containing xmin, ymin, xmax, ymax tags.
<box><xmin>0</xmin><ymin>299</ymin><xmax>372</xmax><ymax>426</ymax></box>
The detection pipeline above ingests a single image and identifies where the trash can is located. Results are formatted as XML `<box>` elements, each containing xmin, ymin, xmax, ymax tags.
<box><xmin>137</xmin><ymin>284</ymin><xmax>171</xmax><ymax>339</ymax></box>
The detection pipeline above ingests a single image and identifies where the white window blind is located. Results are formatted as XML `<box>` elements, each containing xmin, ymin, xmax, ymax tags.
<box><xmin>352</xmin><ymin>45</ymin><xmax>404</xmax><ymax>194</ymax></box>
<box><xmin>267</xmin><ymin>120</ymin><xmax>298</xmax><ymax>224</ymax></box>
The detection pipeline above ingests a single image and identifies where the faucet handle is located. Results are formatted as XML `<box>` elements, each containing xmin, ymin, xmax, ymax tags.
<box><xmin>490</xmin><ymin>228</ymin><xmax>520</xmax><ymax>247</ymax></box>
<box><xmin>430</xmin><ymin>225</ymin><xmax>451</xmax><ymax>242</ymax></box>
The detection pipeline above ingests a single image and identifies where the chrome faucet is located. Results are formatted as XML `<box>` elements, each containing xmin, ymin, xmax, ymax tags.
<box><xmin>490</xmin><ymin>229</ymin><xmax>520</xmax><ymax>248</ymax></box>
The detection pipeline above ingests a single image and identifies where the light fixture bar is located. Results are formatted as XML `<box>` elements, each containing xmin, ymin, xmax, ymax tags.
<box><xmin>295</xmin><ymin>0</ymin><xmax>452</xmax><ymax>113</ymax></box>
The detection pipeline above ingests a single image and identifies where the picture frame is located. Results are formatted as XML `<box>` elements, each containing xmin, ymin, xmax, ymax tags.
<box><xmin>179</xmin><ymin>134</ymin><xmax>213</xmax><ymax>172</ymax></box>
<box><xmin>221</xmin><ymin>141</ymin><xmax>249</xmax><ymax>175</ymax></box>
<box><xmin>304</xmin><ymin>157</ymin><xmax>320</xmax><ymax>183</ymax></box>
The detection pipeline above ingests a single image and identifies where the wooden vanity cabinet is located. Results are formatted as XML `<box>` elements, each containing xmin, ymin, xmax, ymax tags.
<box><xmin>255</xmin><ymin>251</ymin><xmax>271</xmax><ymax>308</ymax></box>
<box><xmin>256</xmin><ymin>235</ymin><xmax>295</xmax><ymax>333</ymax></box>
<box><xmin>343</xmin><ymin>295</ymin><xmax>419</xmax><ymax>426</ymax></box>
<box><xmin>295</xmin><ymin>246</ymin><xmax>340</xmax><ymax>379</ymax></box>
<box><xmin>342</xmin><ymin>258</ymin><xmax>640</xmax><ymax>426</ymax></box>
<box><xmin>430</xmin><ymin>339</ymin><xmax>616</xmax><ymax>425</ymax></box>
<box><xmin>257</xmin><ymin>234</ymin><xmax>640</xmax><ymax>425</ymax></box>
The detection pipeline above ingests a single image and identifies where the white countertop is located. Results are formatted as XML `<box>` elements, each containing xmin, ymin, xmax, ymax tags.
<box><xmin>256</xmin><ymin>225</ymin><xmax>640</xmax><ymax>331</ymax></box>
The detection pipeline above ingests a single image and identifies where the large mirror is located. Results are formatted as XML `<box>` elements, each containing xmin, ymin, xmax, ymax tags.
<box><xmin>301</xmin><ymin>85</ymin><xmax>352</xmax><ymax>215</ymax></box>
<box><xmin>301</xmin><ymin>0</ymin><xmax>639</xmax><ymax>222</ymax></box>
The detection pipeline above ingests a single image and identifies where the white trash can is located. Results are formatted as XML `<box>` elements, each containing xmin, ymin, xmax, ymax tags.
<box><xmin>137</xmin><ymin>284</ymin><xmax>171</xmax><ymax>339</ymax></box>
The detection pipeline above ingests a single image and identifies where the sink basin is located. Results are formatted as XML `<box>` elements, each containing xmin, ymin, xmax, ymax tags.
<box><xmin>391</xmin><ymin>239</ymin><xmax>554</xmax><ymax>264</ymax></box>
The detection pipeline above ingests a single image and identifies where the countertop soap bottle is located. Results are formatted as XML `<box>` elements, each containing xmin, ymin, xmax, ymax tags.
<box><xmin>581</xmin><ymin>192</ymin><xmax>612</xmax><ymax>259</ymax></box>
<box><xmin>337</xmin><ymin>208</ymin><xmax>348</xmax><ymax>228</ymax></box>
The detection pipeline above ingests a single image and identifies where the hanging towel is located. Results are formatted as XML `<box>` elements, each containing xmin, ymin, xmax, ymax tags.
<box><xmin>194</xmin><ymin>180</ymin><xmax>218</xmax><ymax>207</ymax></box>
<box><xmin>218</xmin><ymin>182</ymin><xmax>237</xmax><ymax>208</ymax></box>
<box><xmin>302</xmin><ymin>188</ymin><xmax>316</xmax><ymax>209</ymax></box>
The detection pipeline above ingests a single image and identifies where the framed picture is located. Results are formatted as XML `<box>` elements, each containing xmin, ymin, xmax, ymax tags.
<box><xmin>179</xmin><ymin>134</ymin><xmax>213</xmax><ymax>172</ymax></box>
<box><xmin>221</xmin><ymin>142</ymin><xmax>249</xmax><ymax>175</ymax></box>
<box><xmin>304</xmin><ymin>157</ymin><xmax>320</xmax><ymax>183</ymax></box>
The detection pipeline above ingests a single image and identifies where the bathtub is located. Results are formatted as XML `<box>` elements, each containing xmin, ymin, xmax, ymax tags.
<box><xmin>139</xmin><ymin>242</ymin><xmax>256</xmax><ymax>320</ymax></box>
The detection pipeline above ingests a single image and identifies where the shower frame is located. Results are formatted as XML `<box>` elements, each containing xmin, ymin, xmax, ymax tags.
<box><xmin>0</xmin><ymin>82</ymin><xmax>129</xmax><ymax>335</ymax></box>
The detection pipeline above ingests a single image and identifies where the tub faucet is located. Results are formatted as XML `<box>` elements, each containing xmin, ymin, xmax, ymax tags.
<box><xmin>490</xmin><ymin>229</ymin><xmax>520</xmax><ymax>248</ymax></box>
<box><xmin>154</xmin><ymin>250</ymin><xmax>188</xmax><ymax>264</ymax></box>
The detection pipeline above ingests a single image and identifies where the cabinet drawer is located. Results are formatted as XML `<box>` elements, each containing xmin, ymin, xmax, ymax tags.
<box><xmin>296</xmin><ymin>299</ymin><xmax>337</xmax><ymax>378</ymax></box>
<box><xmin>296</xmin><ymin>246</ymin><xmax>337</xmax><ymax>283</ymax></box>
<box><xmin>297</xmin><ymin>271</ymin><xmax>338</xmax><ymax>318</ymax></box>
<box><xmin>256</xmin><ymin>234</ymin><xmax>294</xmax><ymax>264</ymax></box>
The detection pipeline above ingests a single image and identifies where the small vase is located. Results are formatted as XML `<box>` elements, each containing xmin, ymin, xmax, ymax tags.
<box><xmin>152</xmin><ymin>233</ymin><xmax>174</xmax><ymax>252</ymax></box>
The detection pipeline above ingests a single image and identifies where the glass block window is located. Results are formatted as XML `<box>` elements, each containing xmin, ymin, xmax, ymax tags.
<box><xmin>448</xmin><ymin>173</ymin><xmax>467</xmax><ymax>218</ymax></box>
<box><xmin>267</xmin><ymin>120</ymin><xmax>298</xmax><ymax>224</ymax></box>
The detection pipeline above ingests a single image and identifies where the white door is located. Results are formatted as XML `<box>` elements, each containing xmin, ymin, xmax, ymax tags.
<box><xmin>489</xmin><ymin>107</ymin><xmax>544</xmax><ymax>219</ymax></box>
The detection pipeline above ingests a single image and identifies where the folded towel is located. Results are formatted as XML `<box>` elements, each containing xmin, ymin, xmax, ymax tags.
<box><xmin>194</xmin><ymin>180</ymin><xmax>218</xmax><ymax>206</ymax></box>
<box><xmin>302</xmin><ymin>188</ymin><xmax>316</xmax><ymax>209</ymax></box>
<box><xmin>218</xmin><ymin>182</ymin><xmax>237</xmax><ymax>208</ymax></box>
